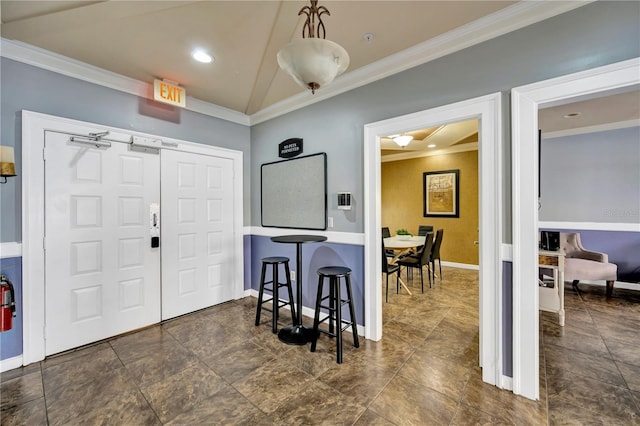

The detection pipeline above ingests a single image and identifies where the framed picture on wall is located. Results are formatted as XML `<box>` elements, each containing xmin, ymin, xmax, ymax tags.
<box><xmin>423</xmin><ymin>169</ymin><xmax>459</xmax><ymax>217</ymax></box>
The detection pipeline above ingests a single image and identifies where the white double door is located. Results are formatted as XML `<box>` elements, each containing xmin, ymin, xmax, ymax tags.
<box><xmin>44</xmin><ymin>131</ymin><xmax>234</xmax><ymax>355</ymax></box>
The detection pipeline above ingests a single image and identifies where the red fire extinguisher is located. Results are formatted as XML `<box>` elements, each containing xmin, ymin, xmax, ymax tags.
<box><xmin>0</xmin><ymin>275</ymin><xmax>16</xmax><ymax>332</ymax></box>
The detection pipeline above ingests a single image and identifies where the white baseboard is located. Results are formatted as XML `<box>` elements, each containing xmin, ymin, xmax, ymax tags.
<box><xmin>441</xmin><ymin>261</ymin><xmax>479</xmax><ymax>271</ymax></box>
<box><xmin>576</xmin><ymin>279</ymin><xmax>640</xmax><ymax>291</ymax></box>
<box><xmin>0</xmin><ymin>355</ymin><xmax>24</xmax><ymax>373</ymax></box>
<box><xmin>501</xmin><ymin>375</ymin><xmax>513</xmax><ymax>390</ymax></box>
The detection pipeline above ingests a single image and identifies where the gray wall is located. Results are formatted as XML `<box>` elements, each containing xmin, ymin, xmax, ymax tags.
<box><xmin>0</xmin><ymin>0</ymin><xmax>638</xmax><ymax>375</ymax></box>
<box><xmin>540</xmin><ymin>127</ymin><xmax>640</xmax><ymax>223</ymax></box>
<box><xmin>251</xmin><ymin>1</ymin><xmax>640</xmax><ymax>240</ymax></box>
<box><xmin>0</xmin><ymin>58</ymin><xmax>251</xmax><ymax>243</ymax></box>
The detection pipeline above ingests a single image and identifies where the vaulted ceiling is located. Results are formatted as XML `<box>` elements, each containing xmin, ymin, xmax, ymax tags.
<box><xmin>1</xmin><ymin>0</ymin><xmax>535</xmax><ymax>117</ymax></box>
<box><xmin>3</xmin><ymin>3</ymin><xmax>635</xmax><ymax>162</ymax></box>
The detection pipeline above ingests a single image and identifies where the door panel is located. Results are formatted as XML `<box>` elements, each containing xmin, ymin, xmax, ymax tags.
<box><xmin>44</xmin><ymin>131</ymin><xmax>161</xmax><ymax>355</ymax></box>
<box><xmin>161</xmin><ymin>150</ymin><xmax>235</xmax><ymax>320</ymax></box>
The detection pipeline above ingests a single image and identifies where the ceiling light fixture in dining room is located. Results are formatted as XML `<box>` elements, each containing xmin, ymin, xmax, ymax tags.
<box><xmin>393</xmin><ymin>135</ymin><xmax>413</xmax><ymax>147</ymax></box>
<box><xmin>277</xmin><ymin>0</ymin><xmax>349</xmax><ymax>94</ymax></box>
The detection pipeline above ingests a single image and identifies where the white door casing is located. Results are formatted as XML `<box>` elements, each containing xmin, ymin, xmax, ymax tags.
<box><xmin>511</xmin><ymin>58</ymin><xmax>640</xmax><ymax>400</ymax></box>
<box><xmin>364</xmin><ymin>93</ymin><xmax>504</xmax><ymax>387</ymax></box>
<box><xmin>44</xmin><ymin>131</ymin><xmax>161</xmax><ymax>355</ymax></box>
<box><xmin>22</xmin><ymin>111</ymin><xmax>244</xmax><ymax>364</ymax></box>
<box><xmin>161</xmin><ymin>150</ymin><xmax>235</xmax><ymax>320</ymax></box>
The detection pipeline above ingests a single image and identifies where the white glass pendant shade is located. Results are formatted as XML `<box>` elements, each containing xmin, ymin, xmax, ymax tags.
<box><xmin>277</xmin><ymin>38</ymin><xmax>349</xmax><ymax>93</ymax></box>
<box><xmin>393</xmin><ymin>135</ymin><xmax>413</xmax><ymax>147</ymax></box>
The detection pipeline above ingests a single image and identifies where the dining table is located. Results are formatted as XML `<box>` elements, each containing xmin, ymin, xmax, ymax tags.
<box><xmin>384</xmin><ymin>235</ymin><xmax>427</xmax><ymax>261</ymax></box>
<box><xmin>383</xmin><ymin>235</ymin><xmax>427</xmax><ymax>295</ymax></box>
<box><xmin>271</xmin><ymin>234</ymin><xmax>327</xmax><ymax>345</ymax></box>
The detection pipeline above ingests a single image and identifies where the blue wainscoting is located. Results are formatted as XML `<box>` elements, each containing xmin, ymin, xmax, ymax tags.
<box><xmin>247</xmin><ymin>235</ymin><xmax>365</xmax><ymax>326</ymax></box>
<box><xmin>243</xmin><ymin>234</ymin><xmax>252</xmax><ymax>292</ymax></box>
<box><xmin>0</xmin><ymin>256</ymin><xmax>22</xmax><ymax>361</ymax></box>
<box><xmin>502</xmin><ymin>261</ymin><xmax>513</xmax><ymax>378</ymax></box>
<box><xmin>541</xmin><ymin>229</ymin><xmax>640</xmax><ymax>283</ymax></box>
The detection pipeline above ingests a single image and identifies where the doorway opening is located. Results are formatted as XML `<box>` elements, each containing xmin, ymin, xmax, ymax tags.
<box><xmin>380</xmin><ymin>119</ymin><xmax>481</xmax><ymax>375</ymax></box>
<box><xmin>364</xmin><ymin>93</ymin><xmax>504</xmax><ymax>387</ymax></box>
<box><xmin>511</xmin><ymin>58</ymin><xmax>640</xmax><ymax>399</ymax></box>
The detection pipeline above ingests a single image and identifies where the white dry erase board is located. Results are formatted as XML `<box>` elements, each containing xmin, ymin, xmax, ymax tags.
<box><xmin>261</xmin><ymin>153</ymin><xmax>327</xmax><ymax>230</ymax></box>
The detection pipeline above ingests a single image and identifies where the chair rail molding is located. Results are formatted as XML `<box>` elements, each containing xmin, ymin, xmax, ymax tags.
<box><xmin>248</xmin><ymin>227</ymin><xmax>364</xmax><ymax>246</ymax></box>
<box><xmin>0</xmin><ymin>243</ymin><xmax>22</xmax><ymax>259</ymax></box>
<box><xmin>538</xmin><ymin>221</ymin><xmax>640</xmax><ymax>233</ymax></box>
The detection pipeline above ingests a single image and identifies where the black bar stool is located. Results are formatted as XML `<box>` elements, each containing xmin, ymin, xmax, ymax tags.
<box><xmin>310</xmin><ymin>266</ymin><xmax>359</xmax><ymax>363</ymax></box>
<box><xmin>255</xmin><ymin>257</ymin><xmax>296</xmax><ymax>333</ymax></box>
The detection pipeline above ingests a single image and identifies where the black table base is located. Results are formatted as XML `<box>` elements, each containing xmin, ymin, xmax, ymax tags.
<box><xmin>277</xmin><ymin>324</ymin><xmax>316</xmax><ymax>345</ymax></box>
<box><xmin>270</xmin><ymin>234</ymin><xmax>327</xmax><ymax>346</ymax></box>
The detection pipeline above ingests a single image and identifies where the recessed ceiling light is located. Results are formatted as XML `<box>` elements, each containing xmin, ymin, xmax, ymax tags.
<box><xmin>192</xmin><ymin>49</ymin><xmax>213</xmax><ymax>63</ymax></box>
<box><xmin>563</xmin><ymin>112</ymin><xmax>581</xmax><ymax>118</ymax></box>
<box><xmin>428</xmin><ymin>144</ymin><xmax>436</xmax><ymax>148</ymax></box>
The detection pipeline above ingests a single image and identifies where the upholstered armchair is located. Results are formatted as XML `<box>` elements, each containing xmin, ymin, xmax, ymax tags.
<box><xmin>560</xmin><ymin>232</ymin><xmax>618</xmax><ymax>297</ymax></box>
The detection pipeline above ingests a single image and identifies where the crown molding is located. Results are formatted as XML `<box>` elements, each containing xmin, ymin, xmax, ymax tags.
<box><xmin>1</xmin><ymin>1</ymin><xmax>591</xmax><ymax>127</ymax></box>
<box><xmin>249</xmin><ymin>1</ymin><xmax>593</xmax><ymax>125</ymax></box>
<box><xmin>381</xmin><ymin>142</ymin><xmax>478</xmax><ymax>163</ymax></box>
<box><xmin>542</xmin><ymin>119</ymin><xmax>640</xmax><ymax>139</ymax></box>
<box><xmin>0</xmin><ymin>38</ymin><xmax>250</xmax><ymax>126</ymax></box>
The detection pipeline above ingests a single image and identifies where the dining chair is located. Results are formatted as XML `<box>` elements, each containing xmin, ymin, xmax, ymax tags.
<box><xmin>417</xmin><ymin>225</ymin><xmax>433</xmax><ymax>236</ymax></box>
<box><xmin>430</xmin><ymin>229</ymin><xmax>444</xmax><ymax>283</ymax></box>
<box><xmin>397</xmin><ymin>232</ymin><xmax>434</xmax><ymax>292</ymax></box>
<box><xmin>381</xmin><ymin>227</ymin><xmax>394</xmax><ymax>257</ymax></box>
<box><xmin>381</xmin><ymin>240</ymin><xmax>400</xmax><ymax>302</ymax></box>
<box><xmin>407</xmin><ymin>225</ymin><xmax>433</xmax><ymax>257</ymax></box>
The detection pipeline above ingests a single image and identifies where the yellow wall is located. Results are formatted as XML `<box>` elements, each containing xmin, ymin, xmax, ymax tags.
<box><xmin>381</xmin><ymin>150</ymin><xmax>479</xmax><ymax>265</ymax></box>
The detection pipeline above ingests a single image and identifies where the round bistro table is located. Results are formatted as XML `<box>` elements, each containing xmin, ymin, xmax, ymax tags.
<box><xmin>271</xmin><ymin>234</ymin><xmax>327</xmax><ymax>345</ymax></box>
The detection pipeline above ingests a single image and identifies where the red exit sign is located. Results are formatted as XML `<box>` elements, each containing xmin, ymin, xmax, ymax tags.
<box><xmin>153</xmin><ymin>79</ymin><xmax>186</xmax><ymax>107</ymax></box>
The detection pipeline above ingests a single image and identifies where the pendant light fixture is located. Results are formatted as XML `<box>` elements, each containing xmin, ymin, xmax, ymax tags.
<box><xmin>277</xmin><ymin>0</ymin><xmax>349</xmax><ymax>94</ymax></box>
<box><xmin>393</xmin><ymin>135</ymin><xmax>413</xmax><ymax>147</ymax></box>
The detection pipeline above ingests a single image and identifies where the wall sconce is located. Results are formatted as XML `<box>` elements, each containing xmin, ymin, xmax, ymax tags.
<box><xmin>0</xmin><ymin>146</ymin><xmax>17</xmax><ymax>184</ymax></box>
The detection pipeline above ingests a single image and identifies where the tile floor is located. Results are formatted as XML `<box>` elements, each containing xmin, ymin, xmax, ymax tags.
<box><xmin>541</xmin><ymin>281</ymin><xmax>640</xmax><ymax>425</ymax></box>
<box><xmin>1</xmin><ymin>267</ymin><xmax>639</xmax><ymax>425</ymax></box>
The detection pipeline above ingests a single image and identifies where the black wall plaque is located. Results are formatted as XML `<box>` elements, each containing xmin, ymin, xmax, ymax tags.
<box><xmin>279</xmin><ymin>138</ymin><xmax>303</xmax><ymax>158</ymax></box>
